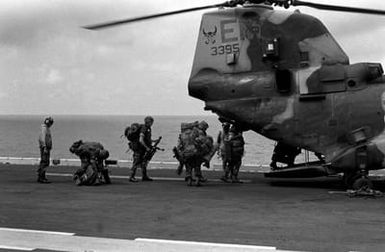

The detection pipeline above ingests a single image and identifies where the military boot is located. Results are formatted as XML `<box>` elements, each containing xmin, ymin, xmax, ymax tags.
<box><xmin>198</xmin><ymin>176</ymin><xmax>207</xmax><ymax>183</ymax></box>
<box><xmin>37</xmin><ymin>174</ymin><xmax>50</xmax><ymax>184</ymax></box>
<box><xmin>102</xmin><ymin>169</ymin><xmax>111</xmax><ymax>184</ymax></box>
<box><xmin>142</xmin><ymin>169</ymin><xmax>153</xmax><ymax>181</ymax></box>
<box><xmin>195</xmin><ymin>177</ymin><xmax>202</xmax><ymax>187</ymax></box>
<box><xmin>176</xmin><ymin>162</ymin><xmax>183</xmax><ymax>175</ymax></box>
<box><xmin>186</xmin><ymin>176</ymin><xmax>193</xmax><ymax>186</ymax></box>
<box><xmin>129</xmin><ymin>176</ymin><xmax>138</xmax><ymax>182</ymax></box>
<box><xmin>220</xmin><ymin>172</ymin><xmax>230</xmax><ymax>183</ymax></box>
<box><xmin>231</xmin><ymin>175</ymin><xmax>243</xmax><ymax>183</ymax></box>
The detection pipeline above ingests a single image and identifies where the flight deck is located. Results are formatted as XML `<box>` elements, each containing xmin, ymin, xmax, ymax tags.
<box><xmin>0</xmin><ymin>163</ymin><xmax>385</xmax><ymax>251</ymax></box>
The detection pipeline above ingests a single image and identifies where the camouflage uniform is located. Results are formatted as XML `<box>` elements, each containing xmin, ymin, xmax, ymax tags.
<box><xmin>130</xmin><ymin>116</ymin><xmax>154</xmax><ymax>182</ymax></box>
<box><xmin>70</xmin><ymin>141</ymin><xmax>111</xmax><ymax>185</ymax></box>
<box><xmin>217</xmin><ymin>123</ymin><xmax>231</xmax><ymax>182</ymax></box>
<box><xmin>37</xmin><ymin>117</ymin><xmax>53</xmax><ymax>183</ymax></box>
<box><xmin>227</xmin><ymin>127</ymin><xmax>245</xmax><ymax>183</ymax></box>
<box><xmin>194</xmin><ymin>121</ymin><xmax>210</xmax><ymax>183</ymax></box>
<box><xmin>184</xmin><ymin>156</ymin><xmax>203</xmax><ymax>186</ymax></box>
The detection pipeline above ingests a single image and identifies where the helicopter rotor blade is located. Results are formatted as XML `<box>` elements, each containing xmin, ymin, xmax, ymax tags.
<box><xmin>83</xmin><ymin>2</ymin><xmax>229</xmax><ymax>30</ymax></box>
<box><xmin>292</xmin><ymin>0</ymin><xmax>385</xmax><ymax>16</ymax></box>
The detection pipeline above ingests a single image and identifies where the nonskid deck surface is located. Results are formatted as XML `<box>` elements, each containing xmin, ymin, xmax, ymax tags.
<box><xmin>0</xmin><ymin>164</ymin><xmax>385</xmax><ymax>252</ymax></box>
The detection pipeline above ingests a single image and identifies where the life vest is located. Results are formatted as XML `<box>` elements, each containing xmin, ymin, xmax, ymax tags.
<box><xmin>230</xmin><ymin>134</ymin><xmax>245</xmax><ymax>158</ymax></box>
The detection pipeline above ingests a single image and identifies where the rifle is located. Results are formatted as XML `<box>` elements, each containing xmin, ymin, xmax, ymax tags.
<box><xmin>144</xmin><ymin>136</ymin><xmax>164</xmax><ymax>161</ymax></box>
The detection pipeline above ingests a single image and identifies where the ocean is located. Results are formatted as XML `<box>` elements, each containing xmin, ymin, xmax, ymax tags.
<box><xmin>0</xmin><ymin>115</ymin><xmax>277</xmax><ymax>165</ymax></box>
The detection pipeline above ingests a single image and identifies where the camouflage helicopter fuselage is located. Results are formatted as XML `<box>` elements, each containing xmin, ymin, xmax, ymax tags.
<box><xmin>188</xmin><ymin>4</ymin><xmax>385</xmax><ymax>174</ymax></box>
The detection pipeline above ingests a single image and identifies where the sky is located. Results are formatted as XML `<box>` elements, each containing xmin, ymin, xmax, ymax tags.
<box><xmin>0</xmin><ymin>0</ymin><xmax>385</xmax><ymax>115</ymax></box>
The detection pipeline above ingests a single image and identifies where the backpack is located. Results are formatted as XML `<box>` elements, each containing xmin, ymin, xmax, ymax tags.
<box><xmin>124</xmin><ymin>123</ymin><xmax>141</xmax><ymax>142</ymax></box>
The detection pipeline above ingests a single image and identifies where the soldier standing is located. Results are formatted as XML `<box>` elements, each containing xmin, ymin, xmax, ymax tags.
<box><xmin>227</xmin><ymin>125</ymin><xmax>245</xmax><ymax>183</ymax></box>
<box><xmin>129</xmin><ymin>116</ymin><xmax>155</xmax><ymax>182</ymax></box>
<box><xmin>217</xmin><ymin>122</ymin><xmax>231</xmax><ymax>182</ymax></box>
<box><xmin>37</xmin><ymin>116</ymin><xmax>54</xmax><ymax>183</ymax></box>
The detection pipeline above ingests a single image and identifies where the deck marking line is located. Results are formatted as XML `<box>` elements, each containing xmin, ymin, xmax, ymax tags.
<box><xmin>46</xmin><ymin>172</ymin><xmax>253</xmax><ymax>183</ymax></box>
<box><xmin>135</xmin><ymin>238</ymin><xmax>276</xmax><ymax>250</ymax></box>
<box><xmin>0</xmin><ymin>245</ymin><xmax>34</xmax><ymax>251</ymax></box>
<box><xmin>0</xmin><ymin>227</ymin><xmax>74</xmax><ymax>236</ymax></box>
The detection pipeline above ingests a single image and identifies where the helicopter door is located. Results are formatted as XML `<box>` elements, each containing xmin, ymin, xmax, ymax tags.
<box><xmin>298</xmin><ymin>64</ymin><xmax>346</xmax><ymax>96</ymax></box>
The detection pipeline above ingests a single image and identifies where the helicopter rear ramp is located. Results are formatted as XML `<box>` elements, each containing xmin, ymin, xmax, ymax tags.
<box><xmin>264</xmin><ymin>162</ymin><xmax>331</xmax><ymax>178</ymax></box>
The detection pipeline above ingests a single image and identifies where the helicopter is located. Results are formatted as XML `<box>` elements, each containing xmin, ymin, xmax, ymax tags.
<box><xmin>84</xmin><ymin>0</ymin><xmax>385</xmax><ymax>190</ymax></box>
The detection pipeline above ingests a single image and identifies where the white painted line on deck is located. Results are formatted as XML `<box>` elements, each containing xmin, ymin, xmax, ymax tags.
<box><xmin>0</xmin><ymin>227</ymin><xmax>302</xmax><ymax>252</ymax></box>
<box><xmin>46</xmin><ymin>172</ymin><xmax>253</xmax><ymax>183</ymax></box>
<box><xmin>0</xmin><ymin>227</ymin><xmax>74</xmax><ymax>236</ymax></box>
<box><xmin>135</xmin><ymin>238</ymin><xmax>276</xmax><ymax>250</ymax></box>
<box><xmin>0</xmin><ymin>245</ymin><xmax>34</xmax><ymax>251</ymax></box>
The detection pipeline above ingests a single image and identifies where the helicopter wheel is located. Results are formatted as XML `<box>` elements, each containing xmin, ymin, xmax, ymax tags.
<box><xmin>352</xmin><ymin>176</ymin><xmax>374</xmax><ymax>191</ymax></box>
<box><xmin>342</xmin><ymin>172</ymin><xmax>361</xmax><ymax>188</ymax></box>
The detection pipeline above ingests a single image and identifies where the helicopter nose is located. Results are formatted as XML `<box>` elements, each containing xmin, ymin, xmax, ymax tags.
<box><xmin>188</xmin><ymin>76</ymin><xmax>209</xmax><ymax>101</ymax></box>
<box><xmin>188</xmin><ymin>82</ymin><xmax>208</xmax><ymax>101</ymax></box>
<box><xmin>188</xmin><ymin>70</ymin><xmax>219</xmax><ymax>101</ymax></box>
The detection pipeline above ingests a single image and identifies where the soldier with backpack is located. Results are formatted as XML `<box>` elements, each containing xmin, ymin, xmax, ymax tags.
<box><xmin>125</xmin><ymin>116</ymin><xmax>157</xmax><ymax>182</ymax></box>
<box><xmin>226</xmin><ymin>125</ymin><xmax>245</xmax><ymax>183</ymax></box>
<box><xmin>173</xmin><ymin>120</ymin><xmax>216</xmax><ymax>186</ymax></box>
<box><xmin>69</xmin><ymin>140</ymin><xmax>111</xmax><ymax>186</ymax></box>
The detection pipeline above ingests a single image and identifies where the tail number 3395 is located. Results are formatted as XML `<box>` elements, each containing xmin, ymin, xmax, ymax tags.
<box><xmin>210</xmin><ymin>43</ymin><xmax>239</xmax><ymax>56</ymax></box>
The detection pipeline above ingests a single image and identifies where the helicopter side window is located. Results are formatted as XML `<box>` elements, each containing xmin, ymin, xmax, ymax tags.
<box><xmin>263</xmin><ymin>38</ymin><xmax>280</xmax><ymax>60</ymax></box>
<box><xmin>275</xmin><ymin>69</ymin><xmax>291</xmax><ymax>93</ymax></box>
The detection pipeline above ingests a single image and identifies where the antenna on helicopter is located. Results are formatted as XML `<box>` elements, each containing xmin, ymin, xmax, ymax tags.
<box><xmin>83</xmin><ymin>0</ymin><xmax>385</xmax><ymax>30</ymax></box>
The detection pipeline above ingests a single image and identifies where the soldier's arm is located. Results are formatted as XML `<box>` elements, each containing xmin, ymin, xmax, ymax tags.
<box><xmin>40</xmin><ymin>126</ymin><xmax>48</xmax><ymax>151</ymax></box>
<box><xmin>139</xmin><ymin>133</ymin><xmax>151</xmax><ymax>151</ymax></box>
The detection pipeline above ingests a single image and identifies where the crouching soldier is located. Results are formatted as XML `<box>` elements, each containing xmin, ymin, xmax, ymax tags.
<box><xmin>69</xmin><ymin>140</ymin><xmax>111</xmax><ymax>186</ymax></box>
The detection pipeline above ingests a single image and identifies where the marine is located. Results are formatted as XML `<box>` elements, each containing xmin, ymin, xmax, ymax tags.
<box><xmin>129</xmin><ymin>116</ymin><xmax>156</xmax><ymax>182</ymax></box>
<box><xmin>226</xmin><ymin>125</ymin><xmax>245</xmax><ymax>183</ymax></box>
<box><xmin>69</xmin><ymin>140</ymin><xmax>111</xmax><ymax>185</ymax></box>
<box><xmin>217</xmin><ymin>122</ymin><xmax>231</xmax><ymax>182</ymax></box>
<box><xmin>37</xmin><ymin>116</ymin><xmax>54</xmax><ymax>184</ymax></box>
<box><xmin>174</xmin><ymin>120</ymin><xmax>216</xmax><ymax>186</ymax></box>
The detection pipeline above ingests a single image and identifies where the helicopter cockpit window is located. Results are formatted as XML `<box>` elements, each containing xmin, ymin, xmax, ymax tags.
<box><xmin>366</xmin><ymin>63</ymin><xmax>384</xmax><ymax>81</ymax></box>
<box><xmin>275</xmin><ymin>69</ymin><xmax>291</xmax><ymax>93</ymax></box>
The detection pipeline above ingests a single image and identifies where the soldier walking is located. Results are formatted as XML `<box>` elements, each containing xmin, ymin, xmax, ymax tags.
<box><xmin>129</xmin><ymin>116</ymin><xmax>155</xmax><ymax>182</ymax></box>
<box><xmin>37</xmin><ymin>116</ymin><xmax>54</xmax><ymax>183</ymax></box>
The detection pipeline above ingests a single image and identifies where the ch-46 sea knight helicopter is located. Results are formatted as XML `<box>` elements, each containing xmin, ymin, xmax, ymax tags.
<box><xmin>85</xmin><ymin>0</ymin><xmax>385</xmax><ymax>190</ymax></box>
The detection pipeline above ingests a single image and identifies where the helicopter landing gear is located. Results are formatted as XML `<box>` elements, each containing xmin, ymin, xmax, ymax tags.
<box><xmin>352</xmin><ymin>176</ymin><xmax>373</xmax><ymax>191</ymax></box>
<box><xmin>343</xmin><ymin>172</ymin><xmax>373</xmax><ymax>190</ymax></box>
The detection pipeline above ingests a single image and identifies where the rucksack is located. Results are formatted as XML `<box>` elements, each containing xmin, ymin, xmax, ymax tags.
<box><xmin>124</xmin><ymin>123</ymin><xmax>141</xmax><ymax>142</ymax></box>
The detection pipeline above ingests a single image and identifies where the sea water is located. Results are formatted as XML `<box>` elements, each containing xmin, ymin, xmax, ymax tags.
<box><xmin>0</xmin><ymin>115</ymin><xmax>278</xmax><ymax>165</ymax></box>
